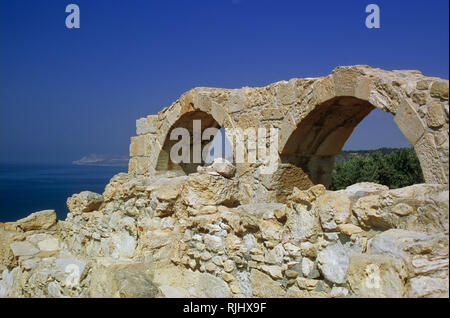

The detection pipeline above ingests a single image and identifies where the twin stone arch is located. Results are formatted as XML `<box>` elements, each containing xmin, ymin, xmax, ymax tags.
<box><xmin>129</xmin><ymin>65</ymin><xmax>449</xmax><ymax>197</ymax></box>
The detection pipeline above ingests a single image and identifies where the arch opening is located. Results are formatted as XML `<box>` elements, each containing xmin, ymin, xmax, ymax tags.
<box><xmin>278</xmin><ymin>96</ymin><xmax>426</xmax><ymax>199</ymax></box>
<box><xmin>280</xmin><ymin>96</ymin><xmax>375</xmax><ymax>191</ymax></box>
<box><xmin>155</xmin><ymin>110</ymin><xmax>221</xmax><ymax>175</ymax></box>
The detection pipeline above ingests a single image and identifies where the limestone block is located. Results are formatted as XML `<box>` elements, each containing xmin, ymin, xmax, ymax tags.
<box><xmin>352</xmin><ymin>194</ymin><xmax>399</xmax><ymax>230</ymax></box>
<box><xmin>10</xmin><ymin>241</ymin><xmax>39</xmax><ymax>257</ymax></box>
<box><xmin>16</xmin><ymin>210</ymin><xmax>57</xmax><ymax>231</ymax></box>
<box><xmin>316</xmin><ymin>190</ymin><xmax>352</xmax><ymax>231</ymax></box>
<box><xmin>128</xmin><ymin>158</ymin><xmax>137</xmax><ymax>175</ymax></box>
<box><xmin>393</xmin><ymin>99</ymin><xmax>425</xmax><ymax>146</ymax></box>
<box><xmin>355</xmin><ymin>76</ymin><xmax>372</xmax><ymax>100</ymax></box>
<box><xmin>250</xmin><ymin>269</ymin><xmax>285</xmax><ymax>297</ymax></box>
<box><xmin>337</xmin><ymin>224</ymin><xmax>363</xmax><ymax>236</ymax></box>
<box><xmin>211</xmin><ymin>101</ymin><xmax>233</xmax><ymax>128</ymax></box>
<box><xmin>312</xmin><ymin>77</ymin><xmax>335</xmax><ymax>104</ymax></box>
<box><xmin>332</xmin><ymin>67</ymin><xmax>358</xmax><ymax>97</ymax></box>
<box><xmin>181</xmin><ymin>173</ymin><xmax>239</xmax><ymax>208</ymax></box>
<box><xmin>37</xmin><ymin>237</ymin><xmax>60</xmax><ymax>257</ymax></box>
<box><xmin>426</xmin><ymin>101</ymin><xmax>447</xmax><ymax>128</ymax></box>
<box><xmin>408</xmin><ymin>276</ymin><xmax>449</xmax><ymax>298</ymax></box>
<box><xmin>135</xmin><ymin>157</ymin><xmax>151</xmax><ymax>175</ymax></box>
<box><xmin>277</xmin><ymin>80</ymin><xmax>296</xmax><ymax>105</ymax></box>
<box><xmin>317</xmin><ymin>240</ymin><xmax>363</xmax><ymax>284</ymax></box>
<box><xmin>130</xmin><ymin>135</ymin><xmax>148</xmax><ymax>157</ymax></box>
<box><xmin>411</xmin><ymin>91</ymin><xmax>428</xmax><ymax>105</ymax></box>
<box><xmin>194</xmin><ymin>91</ymin><xmax>213</xmax><ymax>113</ymax></box>
<box><xmin>67</xmin><ymin>191</ymin><xmax>103</xmax><ymax>213</ymax></box>
<box><xmin>430</xmin><ymin>81</ymin><xmax>449</xmax><ymax>100</ymax></box>
<box><xmin>286</xmin><ymin>203</ymin><xmax>321</xmax><ymax>243</ymax></box>
<box><xmin>226</xmin><ymin>89</ymin><xmax>247</xmax><ymax>113</ymax></box>
<box><xmin>346</xmin><ymin>253</ymin><xmax>408</xmax><ymax>297</ymax></box>
<box><xmin>90</xmin><ymin>263</ymin><xmax>160</xmax><ymax>298</ymax></box>
<box><xmin>414</xmin><ymin>133</ymin><xmax>447</xmax><ymax>184</ymax></box>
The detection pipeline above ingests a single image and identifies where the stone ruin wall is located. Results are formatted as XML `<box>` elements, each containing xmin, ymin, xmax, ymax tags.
<box><xmin>128</xmin><ymin>65</ymin><xmax>449</xmax><ymax>204</ymax></box>
<box><xmin>1</xmin><ymin>65</ymin><xmax>448</xmax><ymax>298</ymax></box>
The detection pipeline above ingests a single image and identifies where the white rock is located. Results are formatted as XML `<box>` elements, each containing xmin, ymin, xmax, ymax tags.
<box><xmin>409</xmin><ymin>276</ymin><xmax>449</xmax><ymax>298</ymax></box>
<box><xmin>10</xmin><ymin>241</ymin><xmax>39</xmax><ymax>257</ymax></box>
<box><xmin>330</xmin><ymin>286</ymin><xmax>349</xmax><ymax>297</ymax></box>
<box><xmin>317</xmin><ymin>240</ymin><xmax>362</xmax><ymax>284</ymax></box>
<box><xmin>301</xmin><ymin>258</ymin><xmax>315</xmax><ymax>278</ymax></box>
<box><xmin>210</xmin><ymin>158</ymin><xmax>235</xmax><ymax>178</ymax></box>
<box><xmin>38</xmin><ymin>237</ymin><xmax>60</xmax><ymax>257</ymax></box>
<box><xmin>204</xmin><ymin>234</ymin><xmax>223</xmax><ymax>253</ymax></box>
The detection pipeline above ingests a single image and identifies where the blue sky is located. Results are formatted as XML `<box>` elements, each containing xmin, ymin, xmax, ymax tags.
<box><xmin>0</xmin><ymin>0</ymin><xmax>448</xmax><ymax>164</ymax></box>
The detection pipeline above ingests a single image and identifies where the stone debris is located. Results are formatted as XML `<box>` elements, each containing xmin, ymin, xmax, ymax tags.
<box><xmin>0</xmin><ymin>172</ymin><xmax>447</xmax><ymax>298</ymax></box>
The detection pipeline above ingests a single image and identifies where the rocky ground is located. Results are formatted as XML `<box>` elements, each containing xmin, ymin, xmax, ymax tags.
<box><xmin>0</xmin><ymin>160</ymin><xmax>448</xmax><ymax>298</ymax></box>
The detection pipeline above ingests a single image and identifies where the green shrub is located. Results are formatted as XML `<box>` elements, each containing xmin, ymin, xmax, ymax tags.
<box><xmin>330</xmin><ymin>148</ymin><xmax>424</xmax><ymax>190</ymax></box>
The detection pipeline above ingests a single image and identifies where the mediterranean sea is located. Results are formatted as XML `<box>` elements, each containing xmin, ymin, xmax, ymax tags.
<box><xmin>0</xmin><ymin>164</ymin><xmax>125</xmax><ymax>222</ymax></box>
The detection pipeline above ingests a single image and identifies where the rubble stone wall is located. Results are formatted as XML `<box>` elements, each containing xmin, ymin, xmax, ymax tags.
<box><xmin>1</xmin><ymin>171</ymin><xmax>448</xmax><ymax>298</ymax></box>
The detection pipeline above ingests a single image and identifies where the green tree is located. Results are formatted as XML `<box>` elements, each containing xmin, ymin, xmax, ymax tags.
<box><xmin>330</xmin><ymin>148</ymin><xmax>424</xmax><ymax>190</ymax></box>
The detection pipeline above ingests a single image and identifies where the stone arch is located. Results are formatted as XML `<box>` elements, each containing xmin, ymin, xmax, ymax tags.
<box><xmin>129</xmin><ymin>87</ymin><xmax>237</xmax><ymax>176</ymax></box>
<box><xmin>129</xmin><ymin>65</ymin><xmax>448</xmax><ymax>195</ymax></box>
<box><xmin>275</xmin><ymin>66</ymin><xmax>448</xmax><ymax>199</ymax></box>
<box><xmin>280</xmin><ymin>96</ymin><xmax>375</xmax><ymax>189</ymax></box>
<box><xmin>155</xmin><ymin>110</ymin><xmax>221</xmax><ymax>175</ymax></box>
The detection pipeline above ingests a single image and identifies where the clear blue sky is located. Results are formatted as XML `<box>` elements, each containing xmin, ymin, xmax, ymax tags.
<box><xmin>0</xmin><ymin>0</ymin><xmax>448</xmax><ymax>164</ymax></box>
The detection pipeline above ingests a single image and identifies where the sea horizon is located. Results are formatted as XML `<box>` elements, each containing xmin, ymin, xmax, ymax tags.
<box><xmin>0</xmin><ymin>163</ymin><xmax>126</xmax><ymax>222</ymax></box>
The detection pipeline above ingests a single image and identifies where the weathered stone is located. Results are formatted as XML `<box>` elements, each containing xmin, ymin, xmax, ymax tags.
<box><xmin>286</xmin><ymin>203</ymin><xmax>321</xmax><ymax>243</ymax></box>
<box><xmin>301</xmin><ymin>257</ymin><xmax>320</xmax><ymax>279</ymax></box>
<box><xmin>411</xmin><ymin>91</ymin><xmax>428</xmax><ymax>105</ymax></box>
<box><xmin>223</xmin><ymin>273</ymin><xmax>234</xmax><ymax>282</ymax></box>
<box><xmin>197</xmin><ymin>272</ymin><xmax>231</xmax><ymax>297</ymax></box>
<box><xmin>37</xmin><ymin>237</ymin><xmax>60</xmax><ymax>257</ymax></box>
<box><xmin>430</xmin><ymin>81</ymin><xmax>449</xmax><ymax>100</ymax></box>
<box><xmin>9</xmin><ymin>241</ymin><xmax>39</xmax><ymax>257</ymax></box>
<box><xmin>408</xmin><ymin>276</ymin><xmax>449</xmax><ymax>298</ymax></box>
<box><xmin>182</xmin><ymin>173</ymin><xmax>238</xmax><ymax>208</ymax></box>
<box><xmin>317</xmin><ymin>191</ymin><xmax>351</xmax><ymax>231</ymax></box>
<box><xmin>285</xmin><ymin>269</ymin><xmax>298</xmax><ymax>279</ymax></box>
<box><xmin>317</xmin><ymin>240</ymin><xmax>363</xmax><ymax>284</ymax></box>
<box><xmin>204</xmin><ymin>234</ymin><xmax>223</xmax><ymax>253</ymax></box>
<box><xmin>330</xmin><ymin>286</ymin><xmax>349</xmax><ymax>297</ymax></box>
<box><xmin>353</xmin><ymin>194</ymin><xmax>399</xmax><ymax>230</ymax></box>
<box><xmin>90</xmin><ymin>263</ymin><xmax>160</xmax><ymax>298</ymax></box>
<box><xmin>391</xmin><ymin>203</ymin><xmax>413</xmax><ymax>216</ymax></box>
<box><xmin>250</xmin><ymin>269</ymin><xmax>285</xmax><ymax>297</ymax></box>
<box><xmin>205</xmin><ymin>262</ymin><xmax>216</xmax><ymax>273</ymax></box>
<box><xmin>224</xmin><ymin>260</ymin><xmax>234</xmax><ymax>273</ymax></box>
<box><xmin>259</xmin><ymin>220</ymin><xmax>283</xmax><ymax>242</ymax></box>
<box><xmin>414</xmin><ymin>133</ymin><xmax>447</xmax><ymax>184</ymax></box>
<box><xmin>229</xmin><ymin>283</ymin><xmax>240</xmax><ymax>294</ymax></box>
<box><xmin>337</xmin><ymin>224</ymin><xmax>363</xmax><ymax>236</ymax></box>
<box><xmin>426</xmin><ymin>101</ymin><xmax>447</xmax><ymax>128</ymax></box>
<box><xmin>16</xmin><ymin>210</ymin><xmax>57</xmax><ymax>231</ymax></box>
<box><xmin>393</xmin><ymin>99</ymin><xmax>425</xmax><ymax>146</ymax></box>
<box><xmin>260</xmin><ymin>265</ymin><xmax>283</xmax><ymax>279</ymax></box>
<box><xmin>296</xmin><ymin>277</ymin><xmax>319</xmax><ymax>291</ymax></box>
<box><xmin>67</xmin><ymin>191</ymin><xmax>103</xmax><ymax>213</ymax></box>
<box><xmin>210</xmin><ymin>158</ymin><xmax>235</xmax><ymax>178</ymax></box>
<box><xmin>346</xmin><ymin>253</ymin><xmax>408</xmax><ymax>298</ymax></box>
